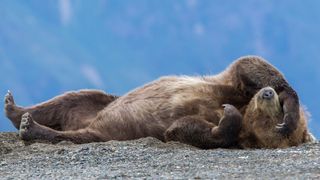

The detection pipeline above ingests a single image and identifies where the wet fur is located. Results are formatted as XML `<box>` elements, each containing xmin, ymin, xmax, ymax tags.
<box><xmin>4</xmin><ymin>56</ymin><xmax>314</xmax><ymax>148</ymax></box>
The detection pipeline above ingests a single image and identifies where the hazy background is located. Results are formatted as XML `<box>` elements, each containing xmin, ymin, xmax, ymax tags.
<box><xmin>0</xmin><ymin>0</ymin><xmax>319</xmax><ymax>138</ymax></box>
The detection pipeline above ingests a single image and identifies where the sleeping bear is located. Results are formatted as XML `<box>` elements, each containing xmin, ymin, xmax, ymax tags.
<box><xmin>4</xmin><ymin>56</ymin><xmax>315</xmax><ymax>148</ymax></box>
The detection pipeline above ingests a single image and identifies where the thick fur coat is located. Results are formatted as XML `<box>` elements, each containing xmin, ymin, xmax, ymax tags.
<box><xmin>4</xmin><ymin>56</ymin><xmax>315</xmax><ymax>148</ymax></box>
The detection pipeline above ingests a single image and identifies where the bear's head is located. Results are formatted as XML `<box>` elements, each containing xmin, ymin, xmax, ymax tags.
<box><xmin>239</xmin><ymin>86</ymin><xmax>314</xmax><ymax>148</ymax></box>
<box><xmin>240</xmin><ymin>87</ymin><xmax>286</xmax><ymax>148</ymax></box>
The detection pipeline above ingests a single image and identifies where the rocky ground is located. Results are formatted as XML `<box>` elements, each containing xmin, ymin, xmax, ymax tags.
<box><xmin>0</xmin><ymin>132</ymin><xmax>319</xmax><ymax>179</ymax></box>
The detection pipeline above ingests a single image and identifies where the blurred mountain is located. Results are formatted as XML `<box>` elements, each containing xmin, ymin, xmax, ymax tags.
<box><xmin>0</xmin><ymin>0</ymin><xmax>319</xmax><ymax>138</ymax></box>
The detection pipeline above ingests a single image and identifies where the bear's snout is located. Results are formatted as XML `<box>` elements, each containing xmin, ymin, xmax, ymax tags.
<box><xmin>262</xmin><ymin>88</ymin><xmax>274</xmax><ymax>100</ymax></box>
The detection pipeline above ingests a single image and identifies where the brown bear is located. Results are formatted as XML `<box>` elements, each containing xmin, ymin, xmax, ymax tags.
<box><xmin>4</xmin><ymin>56</ymin><xmax>315</xmax><ymax>148</ymax></box>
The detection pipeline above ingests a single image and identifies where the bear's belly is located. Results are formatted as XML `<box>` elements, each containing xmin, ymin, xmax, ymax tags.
<box><xmin>91</xmin><ymin>94</ymin><xmax>224</xmax><ymax>141</ymax></box>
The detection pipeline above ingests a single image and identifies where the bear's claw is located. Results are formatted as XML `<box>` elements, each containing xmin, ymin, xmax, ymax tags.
<box><xmin>275</xmin><ymin>123</ymin><xmax>285</xmax><ymax>129</ymax></box>
<box><xmin>4</xmin><ymin>90</ymin><xmax>15</xmax><ymax>105</ymax></box>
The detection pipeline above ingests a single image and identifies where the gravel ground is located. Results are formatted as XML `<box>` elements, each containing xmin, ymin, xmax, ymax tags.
<box><xmin>0</xmin><ymin>132</ymin><xmax>319</xmax><ymax>179</ymax></box>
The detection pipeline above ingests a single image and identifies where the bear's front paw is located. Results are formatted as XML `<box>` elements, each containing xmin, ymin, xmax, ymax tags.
<box><xmin>275</xmin><ymin>112</ymin><xmax>298</xmax><ymax>137</ymax></box>
<box><xmin>222</xmin><ymin>104</ymin><xmax>241</xmax><ymax>117</ymax></box>
<box><xmin>217</xmin><ymin>104</ymin><xmax>242</xmax><ymax>134</ymax></box>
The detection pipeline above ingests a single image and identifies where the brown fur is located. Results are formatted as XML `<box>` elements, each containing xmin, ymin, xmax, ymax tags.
<box><xmin>4</xmin><ymin>56</ymin><xmax>314</xmax><ymax>148</ymax></box>
<box><xmin>5</xmin><ymin>90</ymin><xmax>118</xmax><ymax>130</ymax></box>
<box><xmin>238</xmin><ymin>87</ymin><xmax>312</xmax><ymax>148</ymax></box>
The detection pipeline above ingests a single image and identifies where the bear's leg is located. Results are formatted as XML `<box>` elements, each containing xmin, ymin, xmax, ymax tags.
<box><xmin>4</xmin><ymin>91</ymin><xmax>25</xmax><ymax>130</ymax></box>
<box><xmin>19</xmin><ymin>112</ymin><xmax>104</xmax><ymax>143</ymax></box>
<box><xmin>4</xmin><ymin>90</ymin><xmax>118</xmax><ymax>131</ymax></box>
<box><xmin>164</xmin><ymin>104</ymin><xmax>242</xmax><ymax>149</ymax></box>
<box><xmin>229</xmin><ymin>56</ymin><xmax>300</xmax><ymax>136</ymax></box>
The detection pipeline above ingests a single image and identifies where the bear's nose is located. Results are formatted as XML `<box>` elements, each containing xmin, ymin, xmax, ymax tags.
<box><xmin>262</xmin><ymin>89</ymin><xmax>274</xmax><ymax>99</ymax></box>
